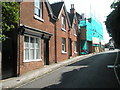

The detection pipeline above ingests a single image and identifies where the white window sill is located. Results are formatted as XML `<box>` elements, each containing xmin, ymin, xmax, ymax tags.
<box><xmin>34</xmin><ymin>15</ymin><xmax>44</xmax><ymax>22</ymax></box>
<box><xmin>62</xmin><ymin>51</ymin><xmax>67</xmax><ymax>54</ymax></box>
<box><xmin>24</xmin><ymin>59</ymin><xmax>42</xmax><ymax>63</ymax></box>
<box><xmin>74</xmin><ymin>34</ymin><xmax>77</xmax><ymax>37</ymax></box>
<box><xmin>61</xmin><ymin>28</ymin><xmax>66</xmax><ymax>32</ymax></box>
<box><xmin>74</xmin><ymin>51</ymin><xmax>77</xmax><ymax>54</ymax></box>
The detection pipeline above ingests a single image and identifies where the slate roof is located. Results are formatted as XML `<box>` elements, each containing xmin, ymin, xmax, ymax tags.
<box><xmin>68</xmin><ymin>12</ymin><xmax>74</xmax><ymax>26</ymax></box>
<box><xmin>50</xmin><ymin>1</ymin><xmax>71</xmax><ymax>27</ymax></box>
<box><xmin>50</xmin><ymin>2</ymin><xmax>64</xmax><ymax>18</ymax></box>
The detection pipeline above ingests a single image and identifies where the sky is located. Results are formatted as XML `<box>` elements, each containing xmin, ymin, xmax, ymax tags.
<box><xmin>49</xmin><ymin>0</ymin><xmax>115</xmax><ymax>43</ymax></box>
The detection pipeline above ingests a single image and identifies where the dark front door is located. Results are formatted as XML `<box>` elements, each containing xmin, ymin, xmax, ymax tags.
<box><xmin>44</xmin><ymin>39</ymin><xmax>49</xmax><ymax>65</ymax></box>
<box><xmin>69</xmin><ymin>39</ymin><xmax>72</xmax><ymax>57</ymax></box>
<box><xmin>2</xmin><ymin>38</ymin><xmax>17</xmax><ymax>79</ymax></box>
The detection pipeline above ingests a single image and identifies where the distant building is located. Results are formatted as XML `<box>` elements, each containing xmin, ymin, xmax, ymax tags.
<box><xmin>80</xmin><ymin>14</ymin><xmax>104</xmax><ymax>54</ymax></box>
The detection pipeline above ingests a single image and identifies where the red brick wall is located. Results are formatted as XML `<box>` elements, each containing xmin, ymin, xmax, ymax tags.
<box><xmin>69</xmin><ymin>18</ymin><xmax>78</xmax><ymax>57</ymax></box>
<box><xmin>80</xmin><ymin>27</ymin><xmax>87</xmax><ymax>40</ymax></box>
<box><xmin>19</xmin><ymin>2</ymin><xmax>55</xmax><ymax>74</ymax></box>
<box><xmin>55</xmin><ymin>8</ymin><xmax>69</xmax><ymax>62</ymax></box>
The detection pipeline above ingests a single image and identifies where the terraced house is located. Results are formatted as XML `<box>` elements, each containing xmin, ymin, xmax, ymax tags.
<box><xmin>19</xmin><ymin>0</ymin><xmax>56</xmax><ymax>74</ymax></box>
<box><xmin>50</xmin><ymin>2</ymin><xmax>70</xmax><ymax>62</ymax></box>
<box><xmin>68</xmin><ymin>4</ymin><xmax>81</xmax><ymax>58</ymax></box>
<box><xmin>2</xmin><ymin>0</ymin><xmax>81</xmax><ymax>79</ymax></box>
<box><xmin>2</xmin><ymin>0</ymin><xmax>56</xmax><ymax>79</ymax></box>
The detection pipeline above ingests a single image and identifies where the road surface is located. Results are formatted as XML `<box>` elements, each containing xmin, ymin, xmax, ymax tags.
<box><xmin>18</xmin><ymin>50</ymin><xmax>120</xmax><ymax>88</ymax></box>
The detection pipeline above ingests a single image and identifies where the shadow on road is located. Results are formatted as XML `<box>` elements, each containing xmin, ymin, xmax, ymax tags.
<box><xmin>41</xmin><ymin>52</ymin><xmax>119</xmax><ymax>89</ymax></box>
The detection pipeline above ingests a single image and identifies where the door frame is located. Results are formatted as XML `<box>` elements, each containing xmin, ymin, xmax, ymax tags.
<box><xmin>44</xmin><ymin>39</ymin><xmax>49</xmax><ymax>65</ymax></box>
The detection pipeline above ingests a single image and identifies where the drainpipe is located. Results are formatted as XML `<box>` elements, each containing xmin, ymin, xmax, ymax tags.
<box><xmin>68</xmin><ymin>27</ymin><xmax>71</xmax><ymax>58</ymax></box>
<box><xmin>17</xmin><ymin>2</ymin><xmax>21</xmax><ymax>76</ymax></box>
<box><xmin>54</xmin><ymin>22</ymin><xmax>57</xmax><ymax>63</ymax></box>
<box><xmin>17</xmin><ymin>30</ymin><xmax>20</xmax><ymax>76</ymax></box>
<box><xmin>0</xmin><ymin>2</ymin><xmax>2</xmax><ymax>80</ymax></box>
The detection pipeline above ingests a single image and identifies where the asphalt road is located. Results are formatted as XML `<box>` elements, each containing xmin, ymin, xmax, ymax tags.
<box><xmin>18</xmin><ymin>50</ymin><xmax>120</xmax><ymax>88</ymax></box>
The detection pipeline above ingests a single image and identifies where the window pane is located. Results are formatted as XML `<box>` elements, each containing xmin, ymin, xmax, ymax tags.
<box><xmin>62</xmin><ymin>38</ymin><xmax>66</xmax><ymax>52</ymax></box>
<box><xmin>34</xmin><ymin>0</ymin><xmax>42</xmax><ymax>18</ymax></box>
<box><xmin>25</xmin><ymin>42</ymin><xmax>29</xmax><ymax>48</ymax></box>
<box><xmin>39</xmin><ymin>8</ymin><xmax>42</xmax><ymax>18</ymax></box>
<box><xmin>30</xmin><ymin>37</ymin><xmax>34</xmax><ymax>43</ymax></box>
<box><xmin>63</xmin><ymin>38</ymin><xmax>66</xmax><ymax>44</ymax></box>
<box><xmin>30</xmin><ymin>37</ymin><xmax>34</xmax><ymax>48</ymax></box>
<box><xmin>36</xmin><ymin>49</ymin><xmax>40</xmax><ymax>59</ymax></box>
<box><xmin>62</xmin><ymin>38</ymin><xmax>64</xmax><ymax>44</ymax></box>
<box><xmin>34</xmin><ymin>0</ymin><xmax>40</xmax><ymax>7</ymax></box>
<box><xmin>74</xmin><ymin>24</ymin><xmax>76</xmax><ymax>35</ymax></box>
<box><xmin>62</xmin><ymin>16</ymin><xmax>65</xmax><ymax>29</ymax></box>
<box><xmin>40</xmin><ymin>2</ymin><xmax>42</xmax><ymax>9</ymax></box>
<box><xmin>74</xmin><ymin>42</ymin><xmax>76</xmax><ymax>51</ymax></box>
<box><xmin>24</xmin><ymin>36</ymin><xmax>29</xmax><ymax>48</ymax></box>
<box><xmin>25</xmin><ymin>49</ymin><xmax>29</xmax><ymax>60</ymax></box>
<box><xmin>30</xmin><ymin>49</ymin><xmax>34</xmax><ymax>60</ymax></box>
<box><xmin>24</xmin><ymin>36</ymin><xmax>29</xmax><ymax>42</ymax></box>
<box><xmin>34</xmin><ymin>8</ymin><xmax>39</xmax><ymax>16</ymax></box>
<box><xmin>35</xmin><ymin>38</ymin><xmax>39</xmax><ymax>48</ymax></box>
<box><xmin>62</xmin><ymin>45</ymin><xmax>65</xmax><ymax>51</ymax></box>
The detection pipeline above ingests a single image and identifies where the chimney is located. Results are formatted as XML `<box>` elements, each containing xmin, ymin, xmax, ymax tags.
<box><xmin>70</xmin><ymin>4</ymin><xmax>76</xmax><ymax>14</ymax></box>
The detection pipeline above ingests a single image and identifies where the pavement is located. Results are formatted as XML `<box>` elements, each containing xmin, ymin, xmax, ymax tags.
<box><xmin>0</xmin><ymin>53</ymin><xmax>95</xmax><ymax>89</ymax></box>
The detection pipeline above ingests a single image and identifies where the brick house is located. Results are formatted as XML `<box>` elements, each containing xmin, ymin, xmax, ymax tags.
<box><xmin>18</xmin><ymin>0</ymin><xmax>57</xmax><ymax>75</ymax></box>
<box><xmin>2</xmin><ymin>0</ymin><xmax>82</xmax><ymax>79</ymax></box>
<box><xmin>68</xmin><ymin>4</ymin><xmax>79</xmax><ymax>58</ymax></box>
<box><xmin>50</xmin><ymin>2</ymin><xmax>71</xmax><ymax>62</ymax></box>
<box><xmin>68</xmin><ymin>4</ymin><xmax>82</xmax><ymax>57</ymax></box>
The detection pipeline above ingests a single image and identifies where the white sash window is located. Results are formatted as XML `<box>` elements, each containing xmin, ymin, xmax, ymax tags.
<box><xmin>62</xmin><ymin>37</ymin><xmax>67</xmax><ymax>53</ymax></box>
<box><xmin>34</xmin><ymin>0</ymin><xmax>43</xmax><ymax>19</ymax></box>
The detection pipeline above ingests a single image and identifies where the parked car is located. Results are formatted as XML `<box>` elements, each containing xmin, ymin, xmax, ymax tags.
<box><xmin>81</xmin><ymin>50</ymin><xmax>89</xmax><ymax>55</ymax></box>
<box><xmin>109</xmin><ymin>46</ymin><xmax>115</xmax><ymax>50</ymax></box>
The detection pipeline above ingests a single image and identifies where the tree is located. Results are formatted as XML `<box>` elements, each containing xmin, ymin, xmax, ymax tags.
<box><xmin>105</xmin><ymin>1</ymin><xmax>120</xmax><ymax>47</ymax></box>
<box><xmin>1</xmin><ymin>2</ymin><xmax>19</xmax><ymax>41</ymax></box>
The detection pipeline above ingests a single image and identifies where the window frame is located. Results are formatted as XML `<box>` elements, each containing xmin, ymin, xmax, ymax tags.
<box><xmin>73</xmin><ymin>24</ymin><xmax>77</xmax><ymax>36</ymax></box>
<box><xmin>24</xmin><ymin>35</ymin><xmax>42</xmax><ymax>62</ymax></box>
<box><xmin>62</xmin><ymin>37</ymin><xmax>67</xmax><ymax>54</ymax></box>
<box><xmin>61</xmin><ymin>15</ymin><xmax>66</xmax><ymax>31</ymax></box>
<box><xmin>34</xmin><ymin>0</ymin><xmax>44</xmax><ymax>22</ymax></box>
<box><xmin>74</xmin><ymin>41</ymin><xmax>77</xmax><ymax>53</ymax></box>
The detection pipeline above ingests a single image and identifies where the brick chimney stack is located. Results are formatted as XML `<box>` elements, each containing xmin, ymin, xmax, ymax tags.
<box><xmin>70</xmin><ymin>4</ymin><xmax>76</xmax><ymax>14</ymax></box>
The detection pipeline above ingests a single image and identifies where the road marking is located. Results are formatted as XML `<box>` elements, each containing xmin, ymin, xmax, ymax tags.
<box><xmin>114</xmin><ymin>50</ymin><xmax>120</xmax><ymax>86</ymax></box>
<box><xmin>107</xmin><ymin>65</ymin><xmax>118</xmax><ymax>68</ymax></box>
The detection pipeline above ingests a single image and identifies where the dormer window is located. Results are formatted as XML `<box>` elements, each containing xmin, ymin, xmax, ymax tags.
<box><xmin>61</xmin><ymin>15</ymin><xmax>66</xmax><ymax>31</ymax></box>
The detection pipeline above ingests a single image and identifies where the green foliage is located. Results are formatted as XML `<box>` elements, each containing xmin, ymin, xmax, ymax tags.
<box><xmin>110</xmin><ymin>1</ymin><xmax>120</xmax><ymax>9</ymax></box>
<box><xmin>105</xmin><ymin>1</ymin><xmax>120</xmax><ymax>47</ymax></box>
<box><xmin>1</xmin><ymin>2</ymin><xmax>19</xmax><ymax>41</ymax></box>
<box><xmin>2</xmin><ymin>2</ymin><xmax>19</xmax><ymax>31</ymax></box>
